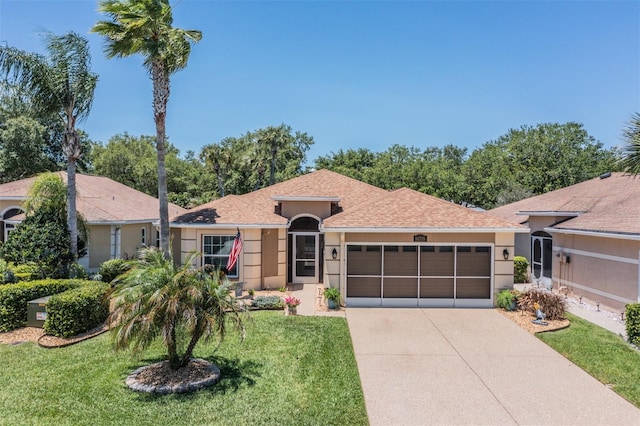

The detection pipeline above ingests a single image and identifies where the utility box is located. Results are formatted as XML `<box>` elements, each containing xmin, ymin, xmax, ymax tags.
<box><xmin>27</xmin><ymin>296</ymin><xmax>51</xmax><ymax>328</ymax></box>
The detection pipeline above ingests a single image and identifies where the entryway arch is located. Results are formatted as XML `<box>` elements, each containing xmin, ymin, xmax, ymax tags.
<box><xmin>288</xmin><ymin>216</ymin><xmax>321</xmax><ymax>284</ymax></box>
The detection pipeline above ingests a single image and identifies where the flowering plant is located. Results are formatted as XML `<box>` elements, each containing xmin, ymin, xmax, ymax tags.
<box><xmin>284</xmin><ymin>296</ymin><xmax>301</xmax><ymax>308</ymax></box>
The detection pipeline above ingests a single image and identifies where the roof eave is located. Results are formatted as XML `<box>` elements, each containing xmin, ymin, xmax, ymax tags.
<box><xmin>320</xmin><ymin>226</ymin><xmax>530</xmax><ymax>233</ymax></box>
<box><xmin>517</xmin><ymin>211</ymin><xmax>583</xmax><ymax>217</ymax></box>
<box><xmin>170</xmin><ymin>223</ymin><xmax>288</xmax><ymax>229</ymax></box>
<box><xmin>544</xmin><ymin>227</ymin><xmax>640</xmax><ymax>241</ymax></box>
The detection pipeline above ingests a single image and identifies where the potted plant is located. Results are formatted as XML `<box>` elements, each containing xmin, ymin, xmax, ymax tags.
<box><xmin>324</xmin><ymin>287</ymin><xmax>340</xmax><ymax>309</ymax></box>
<box><xmin>284</xmin><ymin>296</ymin><xmax>301</xmax><ymax>316</ymax></box>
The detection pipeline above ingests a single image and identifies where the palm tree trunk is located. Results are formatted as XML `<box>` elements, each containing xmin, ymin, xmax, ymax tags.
<box><xmin>63</xmin><ymin>115</ymin><xmax>80</xmax><ymax>263</ymax></box>
<box><xmin>152</xmin><ymin>59</ymin><xmax>171</xmax><ymax>256</ymax></box>
<box><xmin>180</xmin><ymin>323</ymin><xmax>204</xmax><ymax>367</ymax></box>
<box><xmin>167</xmin><ymin>323</ymin><xmax>180</xmax><ymax>370</ymax></box>
<box><xmin>67</xmin><ymin>158</ymin><xmax>78</xmax><ymax>261</ymax></box>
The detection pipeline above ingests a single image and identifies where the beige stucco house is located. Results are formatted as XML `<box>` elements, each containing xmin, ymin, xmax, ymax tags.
<box><xmin>488</xmin><ymin>172</ymin><xmax>640</xmax><ymax>311</ymax></box>
<box><xmin>171</xmin><ymin>169</ymin><xmax>527</xmax><ymax>308</ymax></box>
<box><xmin>0</xmin><ymin>172</ymin><xmax>186</xmax><ymax>271</ymax></box>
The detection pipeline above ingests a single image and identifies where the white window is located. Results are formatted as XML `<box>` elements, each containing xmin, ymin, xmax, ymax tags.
<box><xmin>141</xmin><ymin>227</ymin><xmax>147</xmax><ymax>246</ymax></box>
<box><xmin>202</xmin><ymin>235</ymin><xmax>238</xmax><ymax>277</ymax></box>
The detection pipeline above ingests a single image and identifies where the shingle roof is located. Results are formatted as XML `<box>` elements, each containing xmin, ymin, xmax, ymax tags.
<box><xmin>488</xmin><ymin>173</ymin><xmax>640</xmax><ymax>235</ymax></box>
<box><xmin>0</xmin><ymin>172</ymin><xmax>186</xmax><ymax>223</ymax></box>
<box><xmin>323</xmin><ymin>187</ymin><xmax>525</xmax><ymax>230</ymax></box>
<box><xmin>173</xmin><ymin>169</ymin><xmax>525</xmax><ymax>231</ymax></box>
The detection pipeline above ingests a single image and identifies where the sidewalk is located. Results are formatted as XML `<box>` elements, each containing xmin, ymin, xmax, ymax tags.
<box><xmin>566</xmin><ymin>296</ymin><xmax>628</xmax><ymax>339</ymax></box>
<box><xmin>294</xmin><ymin>283</ymin><xmax>345</xmax><ymax>317</ymax></box>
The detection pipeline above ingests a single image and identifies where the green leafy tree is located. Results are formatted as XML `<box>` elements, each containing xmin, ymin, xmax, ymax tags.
<box><xmin>462</xmin><ymin>122</ymin><xmax>618</xmax><ymax>208</ymax></box>
<box><xmin>92</xmin><ymin>0</ymin><xmax>202</xmax><ymax>255</ymax></box>
<box><xmin>0</xmin><ymin>116</ymin><xmax>52</xmax><ymax>182</ymax></box>
<box><xmin>201</xmin><ymin>124</ymin><xmax>313</xmax><ymax>196</ymax></box>
<box><xmin>0</xmin><ymin>173</ymin><xmax>87</xmax><ymax>278</ymax></box>
<box><xmin>110</xmin><ymin>248</ymin><xmax>245</xmax><ymax>370</ymax></box>
<box><xmin>621</xmin><ymin>112</ymin><xmax>640</xmax><ymax>174</ymax></box>
<box><xmin>0</xmin><ymin>33</ymin><xmax>98</xmax><ymax>259</ymax></box>
<box><xmin>92</xmin><ymin>133</ymin><xmax>215</xmax><ymax>207</ymax></box>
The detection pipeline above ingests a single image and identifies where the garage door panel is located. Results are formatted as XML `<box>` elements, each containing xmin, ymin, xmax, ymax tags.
<box><xmin>456</xmin><ymin>247</ymin><xmax>491</xmax><ymax>277</ymax></box>
<box><xmin>383</xmin><ymin>277</ymin><xmax>418</xmax><ymax>298</ymax></box>
<box><xmin>420</xmin><ymin>246</ymin><xmax>454</xmax><ymax>276</ymax></box>
<box><xmin>384</xmin><ymin>246</ymin><xmax>417</xmax><ymax>276</ymax></box>
<box><xmin>420</xmin><ymin>278</ymin><xmax>454</xmax><ymax>298</ymax></box>
<box><xmin>456</xmin><ymin>278</ymin><xmax>491</xmax><ymax>299</ymax></box>
<box><xmin>347</xmin><ymin>277</ymin><xmax>381</xmax><ymax>297</ymax></box>
<box><xmin>347</xmin><ymin>245</ymin><xmax>381</xmax><ymax>275</ymax></box>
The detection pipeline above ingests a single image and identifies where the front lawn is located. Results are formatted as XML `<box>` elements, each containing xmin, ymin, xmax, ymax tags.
<box><xmin>538</xmin><ymin>312</ymin><xmax>640</xmax><ymax>407</ymax></box>
<box><xmin>0</xmin><ymin>311</ymin><xmax>367</xmax><ymax>425</ymax></box>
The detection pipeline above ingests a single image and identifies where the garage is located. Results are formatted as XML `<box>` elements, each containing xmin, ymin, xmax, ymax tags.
<box><xmin>345</xmin><ymin>244</ymin><xmax>493</xmax><ymax>308</ymax></box>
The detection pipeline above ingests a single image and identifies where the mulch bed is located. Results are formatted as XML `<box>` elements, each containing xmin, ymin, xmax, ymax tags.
<box><xmin>0</xmin><ymin>323</ymin><xmax>109</xmax><ymax>348</ymax></box>
<box><xmin>497</xmin><ymin>308</ymin><xmax>570</xmax><ymax>334</ymax></box>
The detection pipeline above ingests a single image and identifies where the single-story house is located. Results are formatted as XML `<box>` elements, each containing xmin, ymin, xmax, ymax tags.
<box><xmin>0</xmin><ymin>172</ymin><xmax>186</xmax><ymax>271</ymax></box>
<box><xmin>488</xmin><ymin>172</ymin><xmax>640</xmax><ymax>311</ymax></box>
<box><xmin>171</xmin><ymin>169</ymin><xmax>527</xmax><ymax>308</ymax></box>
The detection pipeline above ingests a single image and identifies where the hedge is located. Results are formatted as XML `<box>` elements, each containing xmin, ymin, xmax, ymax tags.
<box><xmin>0</xmin><ymin>279</ymin><xmax>88</xmax><ymax>332</ymax></box>
<box><xmin>513</xmin><ymin>256</ymin><xmax>529</xmax><ymax>283</ymax></box>
<box><xmin>626</xmin><ymin>303</ymin><xmax>640</xmax><ymax>347</ymax></box>
<box><xmin>44</xmin><ymin>283</ymin><xmax>110</xmax><ymax>338</ymax></box>
<box><xmin>252</xmin><ymin>295</ymin><xmax>285</xmax><ymax>310</ymax></box>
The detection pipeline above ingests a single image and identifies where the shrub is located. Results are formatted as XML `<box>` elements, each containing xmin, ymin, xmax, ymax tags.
<box><xmin>626</xmin><ymin>303</ymin><xmax>640</xmax><ymax>346</ymax></box>
<box><xmin>514</xmin><ymin>256</ymin><xmax>529</xmax><ymax>283</ymax></box>
<box><xmin>11</xmin><ymin>263</ymin><xmax>40</xmax><ymax>282</ymax></box>
<box><xmin>496</xmin><ymin>288</ymin><xmax>521</xmax><ymax>311</ymax></box>
<box><xmin>68</xmin><ymin>263</ymin><xmax>88</xmax><ymax>279</ymax></box>
<box><xmin>98</xmin><ymin>258</ymin><xmax>130</xmax><ymax>283</ymax></box>
<box><xmin>0</xmin><ymin>279</ymin><xmax>86</xmax><ymax>331</ymax></box>
<box><xmin>44</xmin><ymin>283</ymin><xmax>110</xmax><ymax>338</ymax></box>
<box><xmin>0</xmin><ymin>259</ymin><xmax>8</xmax><ymax>283</ymax></box>
<box><xmin>252</xmin><ymin>295</ymin><xmax>285</xmax><ymax>310</ymax></box>
<box><xmin>517</xmin><ymin>288</ymin><xmax>566</xmax><ymax>320</ymax></box>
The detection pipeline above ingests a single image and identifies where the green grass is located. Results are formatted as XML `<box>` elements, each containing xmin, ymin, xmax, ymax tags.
<box><xmin>0</xmin><ymin>311</ymin><xmax>367</xmax><ymax>426</ymax></box>
<box><xmin>538</xmin><ymin>312</ymin><xmax>640</xmax><ymax>407</ymax></box>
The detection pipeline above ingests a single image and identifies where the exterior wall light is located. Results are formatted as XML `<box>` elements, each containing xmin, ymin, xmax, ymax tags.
<box><xmin>502</xmin><ymin>248</ymin><xmax>509</xmax><ymax>260</ymax></box>
<box><xmin>332</xmin><ymin>248</ymin><xmax>338</xmax><ymax>260</ymax></box>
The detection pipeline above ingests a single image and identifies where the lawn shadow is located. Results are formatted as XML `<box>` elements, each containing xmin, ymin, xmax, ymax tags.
<box><xmin>203</xmin><ymin>355</ymin><xmax>262</xmax><ymax>394</ymax></box>
<box><xmin>128</xmin><ymin>355</ymin><xmax>262</xmax><ymax>401</ymax></box>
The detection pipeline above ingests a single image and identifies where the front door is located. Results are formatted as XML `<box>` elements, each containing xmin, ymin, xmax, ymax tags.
<box><xmin>531</xmin><ymin>235</ymin><xmax>552</xmax><ymax>286</ymax></box>
<box><xmin>292</xmin><ymin>232</ymin><xmax>318</xmax><ymax>283</ymax></box>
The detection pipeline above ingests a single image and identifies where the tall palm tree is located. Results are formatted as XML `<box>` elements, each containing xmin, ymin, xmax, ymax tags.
<box><xmin>110</xmin><ymin>248</ymin><xmax>245</xmax><ymax>370</ymax></box>
<box><xmin>92</xmin><ymin>0</ymin><xmax>202</xmax><ymax>255</ymax></box>
<box><xmin>621</xmin><ymin>112</ymin><xmax>640</xmax><ymax>174</ymax></box>
<box><xmin>0</xmin><ymin>32</ymin><xmax>97</xmax><ymax>261</ymax></box>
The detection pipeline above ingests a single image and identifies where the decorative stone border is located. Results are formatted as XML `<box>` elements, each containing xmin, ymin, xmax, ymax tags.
<box><xmin>125</xmin><ymin>358</ymin><xmax>221</xmax><ymax>394</ymax></box>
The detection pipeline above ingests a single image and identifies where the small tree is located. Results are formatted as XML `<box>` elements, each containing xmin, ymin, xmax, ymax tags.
<box><xmin>110</xmin><ymin>248</ymin><xmax>245</xmax><ymax>370</ymax></box>
<box><xmin>0</xmin><ymin>173</ymin><xmax>87</xmax><ymax>278</ymax></box>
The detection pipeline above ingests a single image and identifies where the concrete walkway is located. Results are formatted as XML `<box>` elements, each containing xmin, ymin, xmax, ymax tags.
<box><xmin>566</xmin><ymin>297</ymin><xmax>628</xmax><ymax>339</ymax></box>
<box><xmin>346</xmin><ymin>308</ymin><xmax>640</xmax><ymax>425</ymax></box>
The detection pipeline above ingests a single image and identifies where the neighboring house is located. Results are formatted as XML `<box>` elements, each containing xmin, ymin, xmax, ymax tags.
<box><xmin>0</xmin><ymin>172</ymin><xmax>186</xmax><ymax>271</ymax></box>
<box><xmin>488</xmin><ymin>172</ymin><xmax>640</xmax><ymax>311</ymax></box>
<box><xmin>171</xmin><ymin>169</ymin><xmax>527</xmax><ymax>308</ymax></box>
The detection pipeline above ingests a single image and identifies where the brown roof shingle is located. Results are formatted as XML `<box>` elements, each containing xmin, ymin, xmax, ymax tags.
<box><xmin>173</xmin><ymin>169</ymin><xmax>525</xmax><ymax>231</ymax></box>
<box><xmin>0</xmin><ymin>172</ymin><xmax>186</xmax><ymax>223</ymax></box>
<box><xmin>488</xmin><ymin>173</ymin><xmax>640</xmax><ymax>235</ymax></box>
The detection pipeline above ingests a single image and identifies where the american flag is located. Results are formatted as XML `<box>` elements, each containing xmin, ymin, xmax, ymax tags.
<box><xmin>226</xmin><ymin>228</ymin><xmax>243</xmax><ymax>271</ymax></box>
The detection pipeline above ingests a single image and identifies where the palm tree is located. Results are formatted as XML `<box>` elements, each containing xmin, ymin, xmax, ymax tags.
<box><xmin>0</xmin><ymin>32</ymin><xmax>97</xmax><ymax>261</ymax></box>
<box><xmin>110</xmin><ymin>248</ymin><xmax>245</xmax><ymax>370</ymax></box>
<box><xmin>621</xmin><ymin>112</ymin><xmax>640</xmax><ymax>174</ymax></box>
<box><xmin>92</xmin><ymin>0</ymin><xmax>202</xmax><ymax>255</ymax></box>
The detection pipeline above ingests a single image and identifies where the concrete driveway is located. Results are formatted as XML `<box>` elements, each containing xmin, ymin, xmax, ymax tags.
<box><xmin>346</xmin><ymin>308</ymin><xmax>640</xmax><ymax>425</ymax></box>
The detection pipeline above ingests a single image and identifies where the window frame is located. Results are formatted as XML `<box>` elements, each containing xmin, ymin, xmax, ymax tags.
<box><xmin>202</xmin><ymin>235</ymin><xmax>239</xmax><ymax>278</ymax></box>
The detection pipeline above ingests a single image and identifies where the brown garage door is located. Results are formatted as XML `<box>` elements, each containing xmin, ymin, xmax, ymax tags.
<box><xmin>346</xmin><ymin>244</ymin><xmax>492</xmax><ymax>307</ymax></box>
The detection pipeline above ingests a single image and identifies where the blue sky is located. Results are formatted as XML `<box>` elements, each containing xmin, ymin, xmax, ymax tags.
<box><xmin>0</xmin><ymin>0</ymin><xmax>638</xmax><ymax>163</ymax></box>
